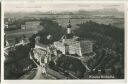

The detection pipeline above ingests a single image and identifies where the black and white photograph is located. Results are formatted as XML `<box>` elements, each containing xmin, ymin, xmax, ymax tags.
<box><xmin>4</xmin><ymin>1</ymin><xmax>125</xmax><ymax>80</ymax></box>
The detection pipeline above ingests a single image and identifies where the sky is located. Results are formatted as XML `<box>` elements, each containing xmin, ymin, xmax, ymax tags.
<box><xmin>4</xmin><ymin>1</ymin><xmax>124</xmax><ymax>13</ymax></box>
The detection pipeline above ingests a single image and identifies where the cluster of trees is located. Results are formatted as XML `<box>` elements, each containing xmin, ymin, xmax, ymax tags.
<box><xmin>4</xmin><ymin>19</ymin><xmax>25</xmax><ymax>31</ymax></box>
<box><xmin>74</xmin><ymin>20</ymin><xmax>124</xmax><ymax>58</ymax></box>
<box><xmin>87</xmin><ymin>48</ymin><xmax>124</xmax><ymax>78</ymax></box>
<box><xmin>49</xmin><ymin>54</ymin><xmax>86</xmax><ymax>78</ymax></box>
<box><xmin>73</xmin><ymin>20</ymin><xmax>124</xmax><ymax>79</ymax></box>
<box><xmin>4</xmin><ymin>44</ymin><xmax>36</xmax><ymax>79</ymax></box>
<box><xmin>37</xmin><ymin>19</ymin><xmax>66</xmax><ymax>44</ymax></box>
<box><xmin>74</xmin><ymin>20</ymin><xmax>124</xmax><ymax>42</ymax></box>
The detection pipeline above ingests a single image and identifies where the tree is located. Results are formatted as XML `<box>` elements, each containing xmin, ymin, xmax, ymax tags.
<box><xmin>37</xmin><ymin>19</ymin><xmax>66</xmax><ymax>44</ymax></box>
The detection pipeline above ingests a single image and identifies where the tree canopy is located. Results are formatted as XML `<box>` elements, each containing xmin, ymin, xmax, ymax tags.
<box><xmin>37</xmin><ymin>19</ymin><xmax>66</xmax><ymax>44</ymax></box>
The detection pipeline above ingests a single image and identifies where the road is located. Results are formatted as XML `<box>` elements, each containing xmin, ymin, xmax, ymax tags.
<box><xmin>5</xmin><ymin>44</ymin><xmax>75</xmax><ymax>79</ymax></box>
<box><xmin>29</xmin><ymin>48</ymin><xmax>65</xmax><ymax>79</ymax></box>
<box><xmin>31</xmin><ymin>48</ymin><xmax>80</xmax><ymax>79</ymax></box>
<box><xmin>33</xmin><ymin>66</ymin><xmax>44</xmax><ymax>79</ymax></box>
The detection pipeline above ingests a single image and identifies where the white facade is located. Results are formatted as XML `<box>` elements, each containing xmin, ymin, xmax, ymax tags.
<box><xmin>68</xmin><ymin>43</ymin><xmax>82</xmax><ymax>56</ymax></box>
<box><xmin>54</xmin><ymin>41</ymin><xmax>66</xmax><ymax>54</ymax></box>
<box><xmin>54</xmin><ymin>37</ymin><xmax>93</xmax><ymax>57</ymax></box>
<box><xmin>67</xmin><ymin>28</ymin><xmax>71</xmax><ymax>34</ymax></box>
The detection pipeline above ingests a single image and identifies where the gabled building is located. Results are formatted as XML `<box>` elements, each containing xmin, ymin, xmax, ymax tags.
<box><xmin>54</xmin><ymin>20</ymin><xmax>94</xmax><ymax>57</ymax></box>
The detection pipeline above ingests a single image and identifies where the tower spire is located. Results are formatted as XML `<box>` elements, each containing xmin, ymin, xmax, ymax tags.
<box><xmin>66</xmin><ymin>19</ymin><xmax>73</xmax><ymax>39</ymax></box>
<box><xmin>67</xmin><ymin>19</ymin><xmax>72</xmax><ymax>34</ymax></box>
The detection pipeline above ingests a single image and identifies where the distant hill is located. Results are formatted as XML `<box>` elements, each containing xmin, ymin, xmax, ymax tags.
<box><xmin>5</xmin><ymin>8</ymin><xmax>124</xmax><ymax>19</ymax></box>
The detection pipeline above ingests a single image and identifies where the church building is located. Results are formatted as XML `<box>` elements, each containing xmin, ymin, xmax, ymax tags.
<box><xmin>54</xmin><ymin>20</ymin><xmax>94</xmax><ymax>57</ymax></box>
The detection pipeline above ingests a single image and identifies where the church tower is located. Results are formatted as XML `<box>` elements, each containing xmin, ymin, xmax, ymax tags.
<box><xmin>66</xmin><ymin>20</ymin><xmax>73</xmax><ymax>39</ymax></box>
<box><xmin>67</xmin><ymin>20</ymin><xmax>72</xmax><ymax>34</ymax></box>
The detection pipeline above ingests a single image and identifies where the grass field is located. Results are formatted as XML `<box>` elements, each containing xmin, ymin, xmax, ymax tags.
<box><xmin>5</xmin><ymin>28</ymin><xmax>43</xmax><ymax>43</ymax></box>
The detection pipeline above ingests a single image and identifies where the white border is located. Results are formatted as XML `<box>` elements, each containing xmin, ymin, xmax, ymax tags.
<box><xmin>1</xmin><ymin>0</ymin><xmax>4</xmax><ymax>84</ymax></box>
<box><xmin>1</xmin><ymin>0</ymin><xmax>128</xmax><ymax>84</ymax></box>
